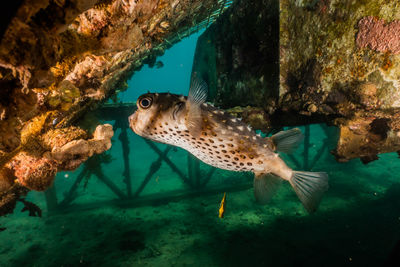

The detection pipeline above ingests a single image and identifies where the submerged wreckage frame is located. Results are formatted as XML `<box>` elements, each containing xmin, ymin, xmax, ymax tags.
<box><xmin>2</xmin><ymin>0</ymin><xmax>400</xmax><ymax>216</ymax></box>
<box><xmin>43</xmin><ymin>102</ymin><xmax>331</xmax><ymax>213</ymax></box>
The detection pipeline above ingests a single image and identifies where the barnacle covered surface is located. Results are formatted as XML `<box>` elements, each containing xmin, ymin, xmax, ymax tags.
<box><xmin>0</xmin><ymin>0</ymin><xmax>229</xmax><ymax>215</ymax></box>
<box><xmin>279</xmin><ymin>0</ymin><xmax>400</xmax><ymax>161</ymax></box>
<box><xmin>194</xmin><ymin>0</ymin><xmax>400</xmax><ymax>162</ymax></box>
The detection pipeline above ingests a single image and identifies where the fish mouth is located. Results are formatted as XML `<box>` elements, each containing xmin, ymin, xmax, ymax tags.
<box><xmin>128</xmin><ymin>112</ymin><xmax>138</xmax><ymax>133</ymax></box>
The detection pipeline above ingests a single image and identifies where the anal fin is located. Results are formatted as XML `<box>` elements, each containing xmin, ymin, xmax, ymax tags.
<box><xmin>253</xmin><ymin>173</ymin><xmax>282</xmax><ymax>204</ymax></box>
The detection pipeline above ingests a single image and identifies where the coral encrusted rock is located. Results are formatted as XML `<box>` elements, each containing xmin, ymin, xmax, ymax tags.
<box><xmin>0</xmin><ymin>0</ymin><xmax>228</xmax><ymax>216</ymax></box>
<box><xmin>47</xmin><ymin>124</ymin><xmax>114</xmax><ymax>170</ymax></box>
<box><xmin>11</xmin><ymin>153</ymin><xmax>58</xmax><ymax>191</ymax></box>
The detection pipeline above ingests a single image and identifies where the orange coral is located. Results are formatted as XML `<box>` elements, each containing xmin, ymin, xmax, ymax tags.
<box><xmin>11</xmin><ymin>152</ymin><xmax>57</xmax><ymax>191</ymax></box>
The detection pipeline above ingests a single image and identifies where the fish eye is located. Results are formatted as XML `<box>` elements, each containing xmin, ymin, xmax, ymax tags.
<box><xmin>139</xmin><ymin>97</ymin><xmax>152</xmax><ymax>109</ymax></box>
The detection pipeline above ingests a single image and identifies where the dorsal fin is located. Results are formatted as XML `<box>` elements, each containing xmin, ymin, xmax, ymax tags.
<box><xmin>186</xmin><ymin>74</ymin><xmax>208</xmax><ymax>137</ymax></box>
<box><xmin>188</xmin><ymin>74</ymin><xmax>208</xmax><ymax>104</ymax></box>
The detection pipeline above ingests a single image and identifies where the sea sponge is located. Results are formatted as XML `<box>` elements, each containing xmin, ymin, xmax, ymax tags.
<box><xmin>41</xmin><ymin>126</ymin><xmax>87</xmax><ymax>150</ymax></box>
<box><xmin>47</xmin><ymin>124</ymin><xmax>114</xmax><ymax>170</ymax></box>
<box><xmin>11</xmin><ymin>152</ymin><xmax>57</xmax><ymax>191</ymax></box>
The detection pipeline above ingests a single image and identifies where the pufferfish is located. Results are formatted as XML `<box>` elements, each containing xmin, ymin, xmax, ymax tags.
<box><xmin>129</xmin><ymin>77</ymin><xmax>329</xmax><ymax>213</ymax></box>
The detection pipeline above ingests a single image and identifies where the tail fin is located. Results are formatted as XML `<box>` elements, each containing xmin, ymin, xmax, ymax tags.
<box><xmin>271</xmin><ymin>128</ymin><xmax>304</xmax><ymax>154</ymax></box>
<box><xmin>289</xmin><ymin>171</ymin><xmax>329</xmax><ymax>213</ymax></box>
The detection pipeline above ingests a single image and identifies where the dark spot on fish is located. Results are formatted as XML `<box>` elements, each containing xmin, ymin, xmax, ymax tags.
<box><xmin>209</xmin><ymin>139</ymin><xmax>214</xmax><ymax>143</ymax></box>
<box><xmin>192</xmin><ymin>137</ymin><xmax>196</xmax><ymax>140</ymax></box>
<box><xmin>161</xmin><ymin>135</ymin><xmax>165</xmax><ymax>138</ymax></box>
<box><xmin>201</xmin><ymin>146</ymin><xmax>206</xmax><ymax>150</ymax></box>
<box><xmin>219</xmin><ymin>144</ymin><xmax>225</xmax><ymax>148</ymax></box>
<box><xmin>185</xmin><ymin>134</ymin><xmax>189</xmax><ymax>137</ymax></box>
<box><xmin>232</xmin><ymin>161</ymin><xmax>237</xmax><ymax>165</ymax></box>
<box><xmin>169</xmin><ymin>128</ymin><xmax>173</xmax><ymax>131</ymax></box>
<box><xmin>172</xmin><ymin>133</ymin><xmax>176</xmax><ymax>136</ymax></box>
<box><xmin>197</xmin><ymin>141</ymin><xmax>202</xmax><ymax>145</ymax></box>
<box><xmin>230</xmin><ymin>151</ymin><xmax>236</xmax><ymax>154</ymax></box>
<box><xmin>227</xmin><ymin>143</ymin><xmax>233</xmax><ymax>147</ymax></box>
<box><xmin>240</xmin><ymin>155</ymin><xmax>246</xmax><ymax>159</ymax></box>
<box><xmin>154</xmin><ymin>127</ymin><xmax>157</xmax><ymax>130</ymax></box>
<box><xmin>184</xmin><ymin>130</ymin><xmax>189</xmax><ymax>133</ymax></box>
<box><xmin>224</xmin><ymin>160</ymin><xmax>229</xmax><ymax>162</ymax></box>
<box><xmin>212</xmin><ymin>145</ymin><xmax>218</xmax><ymax>148</ymax></box>
<box><xmin>159</xmin><ymin>124</ymin><xmax>163</xmax><ymax>128</ymax></box>
<box><xmin>229</xmin><ymin>138</ymin><xmax>234</xmax><ymax>141</ymax></box>
<box><xmin>200</xmin><ymin>138</ymin><xmax>205</xmax><ymax>141</ymax></box>
<box><xmin>234</xmin><ymin>157</ymin><xmax>239</xmax><ymax>161</ymax></box>
<box><xmin>249</xmin><ymin>155</ymin><xmax>254</xmax><ymax>159</ymax></box>
<box><xmin>177</xmin><ymin>131</ymin><xmax>181</xmax><ymax>134</ymax></box>
<box><xmin>217</xmin><ymin>156</ymin><xmax>221</xmax><ymax>159</ymax></box>
<box><xmin>211</xmin><ymin>132</ymin><xmax>217</xmax><ymax>136</ymax></box>
<box><xmin>224</xmin><ymin>155</ymin><xmax>230</xmax><ymax>158</ymax></box>
<box><xmin>218</xmin><ymin>138</ymin><xmax>223</xmax><ymax>142</ymax></box>
<box><xmin>222</xmin><ymin>150</ymin><xmax>227</xmax><ymax>153</ymax></box>
<box><xmin>165</xmin><ymin>122</ymin><xmax>169</xmax><ymax>125</ymax></box>
<box><xmin>205</xmin><ymin>143</ymin><xmax>210</xmax><ymax>146</ymax></box>
<box><xmin>215</xmin><ymin>151</ymin><xmax>220</xmax><ymax>154</ymax></box>
<box><xmin>227</xmin><ymin>164</ymin><xmax>232</xmax><ymax>167</ymax></box>
<box><xmin>247</xmin><ymin>162</ymin><xmax>252</xmax><ymax>166</ymax></box>
<box><xmin>163</xmin><ymin>131</ymin><xmax>168</xmax><ymax>134</ymax></box>
<box><xmin>240</xmin><ymin>163</ymin><xmax>244</xmax><ymax>166</ymax></box>
<box><xmin>203</xmin><ymin>132</ymin><xmax>207</xmax><ymax>136</ymax></box>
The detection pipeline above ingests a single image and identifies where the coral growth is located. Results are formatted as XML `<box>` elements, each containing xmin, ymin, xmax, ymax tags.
<box><xmin>357</xmin><ymin>16</ymin><xmax>400</xmax><ymax>54</ymax></box>
<box><xmin>42</xmin><ymin>126</ymin><xmax>87</xmax><ymax>150</ymax></box>
<box><xmin>11</xmin><ymin>152</ymin><xmax>58</xmax><ymax>191</ymax></box>
<box><xmin>47</xmin><ymin>124</ymin><xmax>114</xmax><ymax>170</ymax></box>
<box><xmin>0</xmin><ymin>167</ymin><xmax>14</xmax><ymax>193</ymax></box>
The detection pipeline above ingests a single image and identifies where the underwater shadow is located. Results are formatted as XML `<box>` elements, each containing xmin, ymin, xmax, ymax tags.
<box><xmin>193</xmin><ymin>183</ymin><xmax>400</xmax><ymax>267</ymax></box>
<box><xmin>9</xmin><ymin>210</ymin><xmax>162</xmax><ymax>267</ymax></box>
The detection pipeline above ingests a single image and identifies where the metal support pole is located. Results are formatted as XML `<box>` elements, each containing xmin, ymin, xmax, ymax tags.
<box><xmin>118</xmin><ymin>122</ymin><xmax>132</xmax><ymax>197</ymax></box>
<box><xmin>133</xmin><ymin>146</ymin><xmax>171</xmax><ymax>197</ymax></box>
<box><xmin>59</xmin><ymin>166</ymin><xmax>90</xmax><ymax>207</ymax></box>
<box><xmin>144</xmin><ymin>140</ymin><xmax>192</xmax><ymax>186</ymax></box>
<box><xmin>44</xmin><ymin>184</ymin><xmax>58</xmax><ymax>212</ymax></box>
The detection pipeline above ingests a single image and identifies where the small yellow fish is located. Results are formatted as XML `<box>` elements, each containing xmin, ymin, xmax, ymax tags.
<box><xmin>219</xmin><ymin>192</ymin><xmax>226</xmax><ymax>218</ymax></box>
<box><xmin>129</xmin><ymin>75</ymin><xmax>329</xmax><ymax>213</ymax></box>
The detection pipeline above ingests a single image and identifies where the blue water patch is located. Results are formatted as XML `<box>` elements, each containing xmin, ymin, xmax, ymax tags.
<box><xmin>119</xmin><ymin>30</ymin><xmax>204</xmax><ymax>102</ymax></box>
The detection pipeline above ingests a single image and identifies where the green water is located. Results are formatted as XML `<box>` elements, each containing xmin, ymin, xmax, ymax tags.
<box><xmin>1</xmin><ymin>123</ymin><xmax>399</xmax><ymax>266</ymax></box>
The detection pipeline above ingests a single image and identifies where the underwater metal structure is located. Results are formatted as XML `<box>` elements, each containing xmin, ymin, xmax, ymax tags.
<box><xmin>0</xmin><ymin>0</ymin><xmax>233</xmax><ymax>216</ymax></box>
<box><xmin>43</xmin><ymin>102</ymin><xmax>331</xmax><ymax>213</ymax></box>
<box><xmin>193</xmin><ymin>0</ymin><xmax>400</xmax><ymax>163</ymax></box>
<box><xmin>2</xmin><ymin>0</ymin><xmax>400</xmax><ymax>217</ymax></box>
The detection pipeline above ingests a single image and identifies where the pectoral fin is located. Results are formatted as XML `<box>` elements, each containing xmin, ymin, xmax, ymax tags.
<box><xmin>253</xmin><ymin>173</ymin><xmax>282</xmax><ymax>204</ymax></box>
<box><xmin>186</xmin><ymin>74</ymin><xmax>208</xmax><ymax>137</ymax></box>
<box><xmin>271</xmin><ymin>128</ymin><xmax>304</xmax><ymax>154</ymax></box>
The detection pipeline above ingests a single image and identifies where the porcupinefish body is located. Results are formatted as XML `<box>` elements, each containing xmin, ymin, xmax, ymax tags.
<box><xmin>129</xmin><ymin>77</ymin><xmax>329</xmax><ymax>213</ymax></box>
